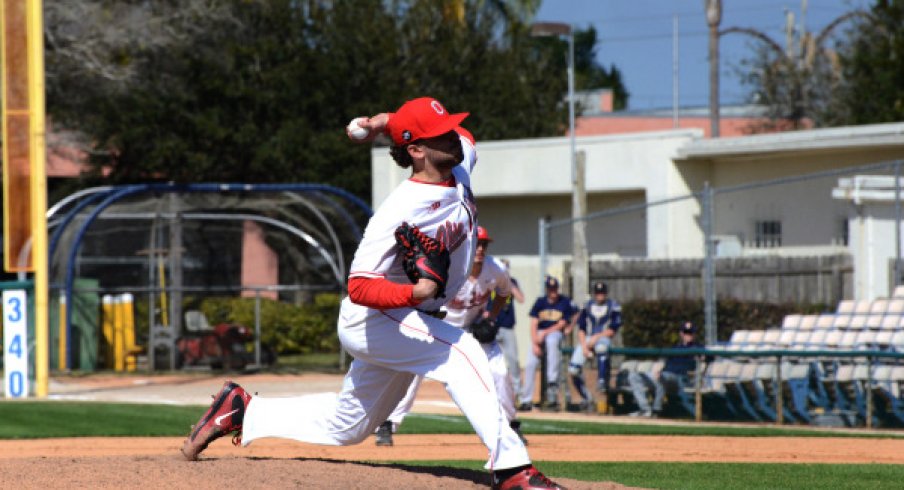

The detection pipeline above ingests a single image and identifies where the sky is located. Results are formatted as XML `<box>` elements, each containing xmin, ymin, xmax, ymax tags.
<box><xmin>534</xmin><ymin>0</ymin><xmax>871</xmax><ymax>111</ymax></box>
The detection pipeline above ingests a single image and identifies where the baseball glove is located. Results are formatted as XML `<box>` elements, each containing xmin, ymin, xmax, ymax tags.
<box><xmin>394</xmin><ymin>222</ymin><xmax>450</xmax><ymax>298</ymax></box>
<box><xmin>468</xmin><ymin>316</ymin><xmax>499</xmax><ymax>344</ymax></box>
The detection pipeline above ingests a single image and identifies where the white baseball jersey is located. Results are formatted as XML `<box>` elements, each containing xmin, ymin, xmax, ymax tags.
<box><xmin>445</xmin><ymin>256</ymin><xmax>513</xmax><ymax>328</ymax></box>
<box><xmin>241</xmin><ymin>129</ymin><xmax>533</xmax><ymax>470</ymax></box>
<box><xmin>346</xmin><ymin>141</ymin><xmax>478</xmax><ymax>315</ymax></box>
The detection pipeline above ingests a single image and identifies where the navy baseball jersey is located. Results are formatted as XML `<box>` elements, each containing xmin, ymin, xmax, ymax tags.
<box><xmin>529</xmin><ymin>295</ymin><xmax>575</xmax><ymax>331</ymax></box>
<box><xmin>576</xmin><ymin>298</ymin><xmax>622</xmax><ymax>336</ymax></box>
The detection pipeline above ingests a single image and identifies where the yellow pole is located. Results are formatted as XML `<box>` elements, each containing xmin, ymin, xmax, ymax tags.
<box><xmin>57</xmin><ymin>294</ymin><xmax>66</xmax><ymax>370</ymax></box>
<box><xmin>113</xmin><ymin>295</ymin><xmax>124</xmax><ymax>372</ymax></box>
<box><xmin>122</xmin><ymin>293</ymin><xmax>136</xmax><ymax>372</ymax></box>
<box><xmin>101</xmin><ymin>295</ymin><xmax>114</xmax><ymax>369</ymax></box>
<box><xmin>158</xmin><ymin>255</ymin><xmax>169</xmax><ymax>327</ymax></box>
<box><xmin>28</xmin><ymin>0</ymin><xmax>48</xmax><ymax>397</ymax></box>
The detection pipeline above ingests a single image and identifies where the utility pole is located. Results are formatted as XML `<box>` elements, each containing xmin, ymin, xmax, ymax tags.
<box><xmin>706</xmin><ymin>0</ymin><xmax>722</xmax><ymax>138</ymax></box>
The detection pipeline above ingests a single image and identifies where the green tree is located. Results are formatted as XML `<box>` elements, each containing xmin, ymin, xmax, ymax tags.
<box><xmin>45</xmin><ymin>1</ymin><xmax>626</xmax><ymax>197</ymax></box>
<box><xmin>574</xmin><ymin>26</ymin><xmax>629</xmax><ymax>110</ymax></box>
<box><xmin>825</xmin><ymin>0</ymin><xmax>904</xmax><ymax>125</ymax></box>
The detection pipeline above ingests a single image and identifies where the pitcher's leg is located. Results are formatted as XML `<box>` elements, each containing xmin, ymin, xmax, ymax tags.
<box><xmin>242</xmin><ymin>359</ymin><xmax>414</xmax><ymax>446</ymax></box>
<box><xmin>376</xmin><ymin>309</ymin><xmax>530</xmax><ymax>470</ymax></box>
<box><xmin>387</xmin><ymin>375</ymin><xmax>422</xmax><ymax>430</ymax></box>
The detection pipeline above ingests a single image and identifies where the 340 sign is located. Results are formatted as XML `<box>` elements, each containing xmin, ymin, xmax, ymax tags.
<box><xmin>3</xmin><ymin>290</ymin><xmax>29</xmax><ymax>398</ymax></box>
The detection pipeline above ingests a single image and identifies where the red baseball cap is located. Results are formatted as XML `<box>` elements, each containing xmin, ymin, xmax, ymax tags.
<box><xmin>386</xmin><ymin>97</ymin><xmax>469</xmax><ymax>146</ymax></box>
<box><xmin>477</xmin><ymin>226</ymin><xmax>493</xmax><ymax>242</ymax></box>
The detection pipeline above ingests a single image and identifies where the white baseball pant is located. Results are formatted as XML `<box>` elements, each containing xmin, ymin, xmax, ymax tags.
<box><xmin>240</xmin><ymin>304</ymin><xmax>531</xmax><ymax>470</ymax></box>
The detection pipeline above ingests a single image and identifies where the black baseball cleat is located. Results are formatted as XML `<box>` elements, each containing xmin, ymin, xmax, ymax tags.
<box><xmin>493</xmin><ymin>465</ymin><xmax>567</xmax><ymax>489</ymax></box>
<box><xmin>375</xmin><ymin>421</ymin><xmax>394</xmax><ymax>447</ymax></box>
<box><xmin>181</xmin><ymin>381</ymin><xmax>252</xmax><ymax>460</ymax></box>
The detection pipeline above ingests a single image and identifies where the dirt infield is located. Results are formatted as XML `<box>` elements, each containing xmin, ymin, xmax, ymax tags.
<box><xmin>3</xmin><ymin>434</ymin><xmax>903</xmax><ymax>489</ymax></box>
<box><xmin>8</xmin><ymin>373</ymin><xmax>901</xmax><ymax>488</ymax></box>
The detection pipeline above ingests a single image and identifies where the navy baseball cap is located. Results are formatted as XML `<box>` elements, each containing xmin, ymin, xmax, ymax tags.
<box><xmin>680</xmin><ymin>322</ymin><xmax>696</xmax><ymax>334</ymax></box>
<box><xmin>545</xmin><ymin>276</ymin><xmax>559</xmax><ymax>289</ymax></box>
<box><xmin>593</xmin><ymin>281</ymin><xmax>608</xmax><ymax>294</ymax></box>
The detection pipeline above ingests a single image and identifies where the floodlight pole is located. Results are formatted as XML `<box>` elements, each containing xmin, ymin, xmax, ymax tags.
<box><xmin>531</xmin><ymin>21</ymin><xmax>588</xmax><ymax>307</ymax></box>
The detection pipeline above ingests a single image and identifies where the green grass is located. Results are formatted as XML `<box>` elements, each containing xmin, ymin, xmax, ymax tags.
<box><xmin>272</xmin><ymin>352</ymin><xmax>345</xmax><ymax>373</ymax></box>
<box><xmin>398</xmin><ymin>413</ymin><xmax>904</xmax><ymax>439</ymax></box>
<box><xmin>3</xmin><ymin>401</ymin><xmax>904</xmax><ymax>489</ymax></box>
<box><xmin>2</xmin><ymin>401</ymin><xmax>903</xmax><ymax>440</ymax></box>
<box><xmin>0</xmin><ymin>401</ymin><xmax>203</xmax><ymax>438</ymax></box>
<box><xmin>403</xmin><ymin>461</ymin><xmax>904</xmax><ymax>489</ymax></box>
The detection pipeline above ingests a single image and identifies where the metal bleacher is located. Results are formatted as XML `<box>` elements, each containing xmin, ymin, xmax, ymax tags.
<box><xmin>697</xmin><ymin>288</ymin><xmax>904</xmax><ymax>427</ymax></box>
<box><xmin>612</xmin><ymin>286</ymin><xmax>904</xmax><ymax>427</ymax></box>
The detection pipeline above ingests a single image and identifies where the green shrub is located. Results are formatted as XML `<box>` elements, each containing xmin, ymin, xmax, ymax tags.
<box><xmin>199</xmin><ymin>294</ymin><xmax>341</xmax><ymax>354</ymax></box>
<box><xmin>620</xmin><ymin>299</ymin><xmax>829</xmax><ymax>347</ymax></box>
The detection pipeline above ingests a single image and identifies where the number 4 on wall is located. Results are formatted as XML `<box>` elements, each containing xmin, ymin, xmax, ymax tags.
<box><xmin>8</xmin><ymin>334</ymin><xmax>22</xmax><ymax>358</ymax></box>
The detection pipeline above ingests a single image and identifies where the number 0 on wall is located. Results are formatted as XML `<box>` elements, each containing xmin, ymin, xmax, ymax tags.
<box><xmin>3</xmin><ymin>290</ymin><xmax>28</xmax><ymax>398</ymax></box>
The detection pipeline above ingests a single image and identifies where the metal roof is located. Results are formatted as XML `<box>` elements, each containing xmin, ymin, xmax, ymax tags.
<box><xmin>676</xmin><ymin>122</ymin><xmax>904</xmax><ymax>161</ymax></box>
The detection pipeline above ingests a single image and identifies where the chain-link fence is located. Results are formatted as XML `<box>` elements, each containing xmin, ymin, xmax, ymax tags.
<box><xmin>540</xmin><ymin>158</ymin><xmax>904</xmax><ymax>427</ymax></box>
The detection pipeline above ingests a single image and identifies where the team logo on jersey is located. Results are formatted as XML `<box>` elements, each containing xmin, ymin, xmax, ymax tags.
<box><xmin>430</xmin><ymin>201</ymin><xmax>441</xmax><ymax>211</ymax></box>
<box><xmin>434</xmin><ymin>220</ymin><xmax>467</xmax><ymax>253</ymax></box>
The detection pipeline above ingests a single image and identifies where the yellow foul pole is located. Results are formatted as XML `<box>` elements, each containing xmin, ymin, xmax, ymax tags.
<box><xmin>28</xmin><ymin>0</ymin><xmax>47</xmax><ymax>397</ymax></box>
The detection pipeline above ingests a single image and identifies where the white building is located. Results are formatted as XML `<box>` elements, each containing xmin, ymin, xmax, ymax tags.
<box><xmin>371</xmin><ymin>122</ymin><xmax>904</xmax><ymax>361</ymax></box>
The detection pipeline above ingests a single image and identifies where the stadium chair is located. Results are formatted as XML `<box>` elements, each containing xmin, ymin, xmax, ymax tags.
<box><xmin>837</xmin><ymin>363</ymin><xmax>871</xmax><ymax>422</ymax></box>
<box><xmin>824</xmin><ymin>364</ymin><xmax>856</xmax><ymax>414</ymax></box>
<box><xmin>872</xmin><ymin>365</ymin><xmax>904</xmax><ymax>426</ymax></box>
<box><xmin>782</xmin><ymin>314</ymin><xmax>802</xmax><ymax>330</ymax></box>
<box><xmin>836</xmin><ymin>300</ymin><xmax>856</xmax><ymax>314</ymax></box>
<box><xmin>745</xmin><ymin>330</ymin><xmax>766</xmax><ymax>352</ymax></box>
<box><xmin>698</xmin><ymin>360</ymin><xmax>740</xmax><ymax>420</ymax></box>
<box><xmin>869</xmin><ymin>364</ymin><xmax>898</xmax><ymax>427</ymax></box>
<box><xmin>874</xmin><ymin>330</ymin><xmax>894</xmax><ymax>350</ymax></box>
<box><xmin>798</xmin><ymin>315</ymin><xmax>818</xmax><ymax>331</ymax></box>
<box><xmin>886</xmin><ymin>298</ymin><xmax>904</xmax><ymax>315</ymax></box>
<box><xmin>894</xmin><ymin>285</ymin><xmax>904</xmax><ymax>299</ymax></box>
<box><xmin>866</xmin><ymin>314</ymin><xmax>884</xmax><ymax>330</ymax></box>
<box><xmin>762</xmin><ymin>329</ymin><xmax>781</xmax><ymax>348</ymax></box>
<box><xmin>832</xmin><ymin>314</ymin><xmax>853</xmax><ymax>330</ymax></box>
<box><xmin>815</xmin><ymin>314</ymin><xmax>837</xmax><ymax>330</ymax></box>
<box><xmin>728</xmin><ymin>330</ymin><xmax>751</xmax><ymax>347</ymax></box>
<box><xmin>870</xmin><ymin>298</ymin><xmax>890</xmax><ymax>316</ymax></box>
<box><xmin>856</xmin><ymin>330</ymin><xmax>878</xmax><ymax>351</ymax></box>
<box><xmin>791</xmin><ymin>330</ymin><xmax>812</xmax><ymax>351</ymax></box>
<box><xmin>838</xmin><ymin>331</ymin><xmax>859</xmax><ymax>356</ymax></box>
<box><xmin>743</xmin><ymin>361</ymin><xmax>793</xmax><ymax>423</ymax></box>
<box><xmin>880</xmin><ymin>315</ymin><xmax>900</xmax><ymax>331</ymax></box>
<box><xmin>891</xmin><ymin>331</ymin><xmax>904</xmax><ymax>352</ymax></box>
<box><xmin>848</xmin><ymin>315</ymin><xmax>868</xmax><ymax>331</ymax></box>
<box><xmin>722</xmin><ymin>361</ymin><xmax>762</xmax><ymax>421</ymax></box>
<box><xmin>780</xmin><ymin>362</ymin><xmax>813</xmax><ymax>423</ymax></box>
<box><xmin>807</xmin><ymin>329</ymin><xmax>829</xmax><ymax>350</ymax></box>
<box><xmin>777</xmin><ymin>328</ymin><xmax>797</xmax><ymax>348</ymax></box>
<box><xmin>853</xmin><ymin>300</ymin><xmax>873</xmax><ymax>315</ymax></box>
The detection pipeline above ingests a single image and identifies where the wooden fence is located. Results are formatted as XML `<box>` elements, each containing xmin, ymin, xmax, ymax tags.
<box><xmin>567</xmin><ymin>253</ymin><xmax>853</xmax><ymax>305</ymax></box>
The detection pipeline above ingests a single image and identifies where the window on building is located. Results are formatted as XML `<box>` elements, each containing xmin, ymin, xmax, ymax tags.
<box><xmin>754</xmin><ymin>220</ymin><xmax>782</xmax><ymax>248</ymax></box>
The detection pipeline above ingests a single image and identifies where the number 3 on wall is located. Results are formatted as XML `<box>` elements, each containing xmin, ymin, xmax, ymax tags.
<box><xmin>3</xmin><ymin>290</ymin><xmax>29</xmax><ymax>398</ymax></box>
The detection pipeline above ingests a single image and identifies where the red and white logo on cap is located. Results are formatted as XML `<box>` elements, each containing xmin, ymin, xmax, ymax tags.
<box><xmin>431</xmin><ymin>100</ymin><xmax>445</xmax><ymax>115</ymax></box>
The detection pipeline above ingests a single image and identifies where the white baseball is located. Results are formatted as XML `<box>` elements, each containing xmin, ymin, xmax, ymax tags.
<box><xmin>346</xmin><ymin>117</ymin><xmax>370</xmax><ymax>140</ymax></box>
